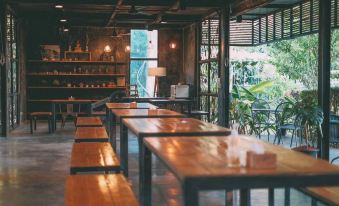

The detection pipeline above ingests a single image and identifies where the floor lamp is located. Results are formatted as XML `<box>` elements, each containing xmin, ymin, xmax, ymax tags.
<box><xmin>148</xmin><ymin>67</ymin><xmax>166</xmax><ymax>97</ymax></box>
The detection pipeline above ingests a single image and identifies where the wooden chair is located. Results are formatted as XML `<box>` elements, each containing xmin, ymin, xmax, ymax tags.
<box><xmin>29</xmin><ymin>112</ymin><xmax>53</xmax><ymax>134</ymax></box>
<box><xmin>126</xmin><ymin>84</ymin><xmax>139</xmax><ymax>98</ymax></box>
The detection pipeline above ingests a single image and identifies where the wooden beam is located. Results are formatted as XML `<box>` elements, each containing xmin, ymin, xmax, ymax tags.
<box><xmin>106</xmin><ymin>0</ymin><xmax>123</xmax><ymax>26</ymax></box>
<box><xmin>231</xmin><ymin>0</ymin><xmax>273</xmax><ymax>17</ymax></box>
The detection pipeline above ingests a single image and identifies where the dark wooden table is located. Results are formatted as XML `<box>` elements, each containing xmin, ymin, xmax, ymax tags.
<box><xmin>149</xmin><ymin>98</ymin><xmax>193</xmax><ymax>113</ymax></box>
<box><xmin>51</xmin><ymin>99</ymin><xmax>94</xmax><ymax>132</ymax></box>
<box><xmin>105</xmin><ymin>102</ymin><xmax>156</xmax><ymax>147</ymax></box>
<box><xmin>74</xmin><ymin>127</ymin><xmax>109</xmax><ymax>143</ymax></box>
<box><xmin>65</xmin><ymin>174</ymin><xmax>140</xmax><ymax>206</ymax></box>
<box><xmin>141</xmin><ymin>135</ymin><xmax>339</xmax><ymax>206</ymax></box>
<box><xmin>121</xmin><ymin>118</ymin><xmax>231</xmax><ymax>177</ymax></box>
<box><xmin>70</xmin><ymin>142</ymin><xmax>120</xmax><ymax>174</ymax></box>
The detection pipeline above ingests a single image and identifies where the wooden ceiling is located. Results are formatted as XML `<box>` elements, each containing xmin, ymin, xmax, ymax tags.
<box><xmin>8</xmin><ymin>0</ymin><xmax>304</xmax><ymax>28</ymax></box>
<box><xmin>8</xmin><ymin>0</ymin><xmax>222</xmax><ymax>29</ymax></box>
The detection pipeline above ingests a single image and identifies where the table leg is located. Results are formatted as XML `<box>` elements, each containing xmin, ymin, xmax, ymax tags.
<box><xmin>268</xmin><ymin>188</ymin><xmax>275</xmax><ymax>206</ymax></box>
<box><xmin>225</xmin><ymin>190</ymin><xmax>234</xmax><ymax>206</ymax></box>
<box><xmin>108</xmin><ymin>109</ymin><xmax>113</xmax><ymax>142</ymax></box>
<box><xmin>140</xmin><ymin>137</ymin><xmax>152</xmax><ymax>206</ymax></box>
<box><xmin>120</xmin><ymin>123</ymin><xmax>129</xmax><ymax>177</ymax></box>
<box><xmin>284</xmin><ymin>188</ymin><xmax>290</xmax><ymax>206</ymax></box>
<box><xmin>105</xmin><ymin>108</ymin><xmax>109</xmax><ymax>131</ymax></box>
<box><xmin>51</xmin><ymin>103</ymin><xmax>56</xmax><ymax>132</ymax></box>
<box><xmin>111</xmin><ymin>114</ymin><xmax>117</xmax><ymax>151</ymax></box>
<box><xmin>182</xmin><ymin>182</ymin><xmax>199</xmax><ymax>206</ymax></box>
<box><xmin>240</xmin><ymin>189</ymin><xmax>251</xmax><ymax>206</ymax></box>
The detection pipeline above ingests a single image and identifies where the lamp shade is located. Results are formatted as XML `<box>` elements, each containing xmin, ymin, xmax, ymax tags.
<box><xmin>148</xmin><ymin>67</ymin><xmax>166</xmax><ymax>77</ymax></box>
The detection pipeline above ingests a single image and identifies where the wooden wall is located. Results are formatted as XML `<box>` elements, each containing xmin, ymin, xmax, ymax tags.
<box><xmin>158</xmin><ymin>28</ymin><xmax>183</xmax><ymax>97</ymax></box>
<box><xmin>183</xmin><ymin>24</ymin><xmax>197</xmax><ymax>86</ymax></box>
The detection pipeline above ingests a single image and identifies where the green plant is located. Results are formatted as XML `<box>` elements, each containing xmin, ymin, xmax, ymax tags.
<box><xmin>230</xmin><ymin>80</ymin><xmax>274</xmax><ymax>134</ymax></box>
<box><xmin>292</xmin><ymin>95</ymin><xmax>324</xmax><ymax>147</ymax></box>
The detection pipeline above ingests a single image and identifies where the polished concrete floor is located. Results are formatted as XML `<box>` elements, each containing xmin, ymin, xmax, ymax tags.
<box><xmin>0</xmin><ymin>121</ymin><xmax>336</xmax><ymax>206</ymax></box>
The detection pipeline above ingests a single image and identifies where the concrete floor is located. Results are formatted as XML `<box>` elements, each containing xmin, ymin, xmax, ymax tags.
<box><xmin>0</xmin><ymin>121</ymin><xmax>336</xmax><ymax>206</ymax></box>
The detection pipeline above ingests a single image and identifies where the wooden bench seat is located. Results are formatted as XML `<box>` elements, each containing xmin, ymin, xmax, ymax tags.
<box><xmin>74</xmin><ymin>127</ymin><xmax>109</xmax><ymax>143</ymax></box>
<box><xmin>70</xmin><ymin>143</ymin><xmax>120</xmax><ymax>174</ymax></box>
<box><xmin>301</xmin><ymin>187</ymin><xmax>339</xmax><ymax>206</ymax></box>
<box><xmin>65</xmin><ymin>174</ymin><xmax>139</xmax><ymax>206</ymax></box>
<box><xmin>75</xmin><ymin>117</ymin><xmax>102</xmax><ymax>127</ymax></box>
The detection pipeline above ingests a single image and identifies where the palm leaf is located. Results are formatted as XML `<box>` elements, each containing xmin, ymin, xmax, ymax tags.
<box><xmin>248</xmin><ymin>80</ymin><xmax>273</xmax><ymax>93</ymax></box>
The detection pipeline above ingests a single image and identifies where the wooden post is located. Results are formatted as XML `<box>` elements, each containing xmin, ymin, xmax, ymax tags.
<box><xmin>219</xmin><ymin>1</ymin><xmax>230</xmax><ymax>127</ymax></box>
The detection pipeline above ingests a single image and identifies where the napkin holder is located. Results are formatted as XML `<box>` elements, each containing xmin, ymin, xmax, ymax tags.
<box><xmin>246</xmin><ymin>151</ymin><xmax>276</xmax><ymax>169</ymax></box>
<box><xmin>130</xmin><ymin>102</ymin><xmax>137</xmax><ymax>108</ymax></box>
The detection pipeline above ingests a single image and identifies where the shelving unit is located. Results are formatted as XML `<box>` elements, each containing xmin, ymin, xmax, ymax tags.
<box><xmin>27</xmin><ymin>60</ymin><xmax>129</xmax><ymax>113</ymax></box>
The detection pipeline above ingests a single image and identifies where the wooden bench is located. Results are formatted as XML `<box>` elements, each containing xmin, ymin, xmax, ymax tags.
<box><xmin>65</xmin><ymin>174</ymin><xmax>139</xmax><ymax>206</ymax></box>
<box><xmin>29</xmin><ymin>112</ymin><xmax>53</xmax><ymax>134</ymax></box>
<box><xmin>74</xmin><ymin>127</ymin><xmax>109</xmax><ymax>143</ymax></box>
<box><xmin>70</xmin><ymin>143</ymin><xmax>120</xmax><ymax>174</ymax></box>
<box><xmin>300</xmin><ymin>187</ymin><xmax>339</xmax><ymax>206</ymax></box>
<box><xmin>75</xmin><ymin>116</ymin><xmax>102</xmax><ymax>127</ymax></box>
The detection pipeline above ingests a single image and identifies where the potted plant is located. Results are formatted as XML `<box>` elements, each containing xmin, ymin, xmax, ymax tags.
<box><xmin>291</xmin><ymin>95</ymin><xmax>323</xmax><ymax>158</ymax></box>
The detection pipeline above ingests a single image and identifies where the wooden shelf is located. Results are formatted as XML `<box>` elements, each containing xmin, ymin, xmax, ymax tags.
<box><xmin>28</xmin><ymin>86</ymin><xmax>126</xmax><ymax>89</ymax></box>
<box><xmin>27</xmin><ymin>73</ymin><xmax>126</xmax><ymax>77</ymax></box>
<box><xmin>28</xmin><ymin>99</ymin><xmax>98</xmax><ymax>102</ymax></box>
<box><xmin>28</xmin><ymin>60</ymin><xmax>127</xmax><ymax>65</ymax></box>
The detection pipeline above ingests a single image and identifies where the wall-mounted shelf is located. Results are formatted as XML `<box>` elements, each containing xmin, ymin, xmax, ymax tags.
<box><xmin>27</xmin><ymin>73</ymin><xmax>126</xmax><ymax>77</ymax></box>
<box><xmin>28</xmin><ymin>60</ymin><xmax>126</xmax><ymax>65</ymax></box>
<box><xmin>28</xmin><ymin>86</ymin><xmax>126</xmax><ymax>89</ymax></box>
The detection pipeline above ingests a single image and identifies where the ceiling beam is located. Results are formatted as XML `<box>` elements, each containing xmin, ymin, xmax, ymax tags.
<box><xmin>106</xmin><ymin>0</ymin><xmax>123</xmax><ymax>26</ymax></box>
<box><xmin>231</xmin><ymin>0</ymin><xmax>273</xmax><ymax>17</ymax></box>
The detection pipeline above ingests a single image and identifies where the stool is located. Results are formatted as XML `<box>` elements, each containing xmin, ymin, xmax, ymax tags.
<box><xmin>29</xmin><ymin>112</ymin><xmax>53</xmax><ymax>134</ymax></box>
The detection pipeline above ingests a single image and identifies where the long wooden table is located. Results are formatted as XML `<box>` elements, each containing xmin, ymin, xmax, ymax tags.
<box><xmin>121</xmin><ymin>118</ymin><xmax>231</xmax><ymax>177</ymax></box>
<box><xmin>141</xmin><ymin>136</ymin><xmax>339</xmax><ymax>206</ymax></box>
<box><xmin>111</xmin><ymin>109</ymin><xmax>185</xmax><ymax>153</ymax></box>
<box><xmin>51</xmin><ymin>99</ymin><xmax>94</xmax><ymax>132</ymax></box>
<box><xmin>105</xmin><ymin>102</ymin><xmax>156</xmax><ymax>149</ymax></box>
<box><xmin>149</xmin><ymin>98</ymin><xmax>193</xmax><ymax>113</ymax></box>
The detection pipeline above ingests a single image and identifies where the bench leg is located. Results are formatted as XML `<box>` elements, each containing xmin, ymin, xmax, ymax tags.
<box><xmin>48</xmin><ymin>118</ymin><xmax>52</xmax><ymax>134</ymax></box>
<box><xmin>34</xmin><ymin>119</ymin><xmax>37</xmax><ymax>130</ymax></box>
<box><xmin>30</xmin><ymin>118</ymin><xmax>33</xmax><ymax>134</ymax></box>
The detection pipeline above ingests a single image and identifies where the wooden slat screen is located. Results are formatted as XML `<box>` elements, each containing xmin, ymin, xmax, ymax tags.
<box><xmin>229</xmin><ymin>0</ymin><xmax>339</xmax><ymax>46</ymax></box>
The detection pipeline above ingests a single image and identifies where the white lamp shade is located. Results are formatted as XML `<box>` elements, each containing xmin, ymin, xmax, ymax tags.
<box><xmin>148</xmin><ymin>67</ymin><xmax>166</xmax><ymax>77</ymax></box>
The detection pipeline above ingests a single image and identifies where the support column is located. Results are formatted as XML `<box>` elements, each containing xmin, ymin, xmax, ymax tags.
<box><xmin>318</xmin><ymin>0</ymin><xmax>331</xmax><ymax>160</ymax></box>
<box><xmin>0</xmin><ymin>0</ymin><xmax>8</xmax><ymax>137</ymax></box>
<box><xmin>218</xmin><ymin>1</ymin><xmax>230</xmax><ymax>127</ymax></box>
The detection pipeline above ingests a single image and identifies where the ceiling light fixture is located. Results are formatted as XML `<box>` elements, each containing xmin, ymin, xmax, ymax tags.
<box><xmin>55</xmin><ymin>5</ymin><xmax>63</xmax><ymax>9</ymax></box>
<box><xmin>161</xmin><ymin>21</ymin><xmax>167</xmax><ymax>24</ymax></box>
<box><xmin>60</xmin><ymin>19</ymin><xmax>67</xmax><ymax>22</ymax></box>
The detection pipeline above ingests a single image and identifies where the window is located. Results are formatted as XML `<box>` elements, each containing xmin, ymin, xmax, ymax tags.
<box><xmin>5</xmin><ymin>13</ymin><xmax>19</xmax><ymax>129</ymax></box>
<box><xmin>130</xmin><ymin>30</ymin><xmax>158</xmax><ymax>97</ymax></box>
<box><xmin>198</xmin><ymin>17</ymin><xmax>220</xmax><ymax>123</ymax></box>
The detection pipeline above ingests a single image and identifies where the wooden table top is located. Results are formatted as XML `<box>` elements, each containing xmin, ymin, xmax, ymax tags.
<box><xmin>74</xmin><ymin>127</ymin><xmax>108</xmax><ymax>141</ymax></box>
<box><xmin>65</xmin><ymin>174</ymin><xmax>139</xmax><ymax>206</ymax></box>
<box><xmin>51</xmin><ymin>99</ymin><xmax>94</xmax><ymax>103</ymax></box>
<box><xmin>149</xmin><ymin>98</ymin><xmax>193</xmax><ymax>103</ymax></box>
<box><xmin>122</xmin><ymin>118</ymin><xmax>231</xmax><ymax>137</ymax></box>
<box><xmin>71</xmin><ymin>143</ymin><xmax>120</xmax><ymax>168</ymax></box>
<box><xmin>76</xmin><ymin>117</ymin><xmax>102</xmax><ymax>127</ymax></box>
<box><xmin>143</xmin><ymin>136</ymin><xmax>339</xmax><ymax>186</ymax></box>
<box><xmin>301</xmin><ymin>186</ymin><xmax>339</xmax><ymax>206</ymax></box>
<box><xmin>112</xmin><ymin>109</ymin><xmax>184</xmax><ymax>119</ymax></box>
<box><xmin>106</xmin><ymin>102</ymin><xmax>156</xmax><ymax>109</ymax></box>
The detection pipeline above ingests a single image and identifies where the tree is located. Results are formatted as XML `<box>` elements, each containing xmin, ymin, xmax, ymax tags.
<box><xmin>267</xmin><ymin>34</ymin><xmax>319</xmax><ymax>90</ymax></box>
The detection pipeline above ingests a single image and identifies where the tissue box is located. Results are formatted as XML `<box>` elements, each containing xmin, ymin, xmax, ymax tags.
<box><xmin>130</xmin><ymin>102</ymin><xmax>137</xmax><ymax>108</ymax></box>
<box><xmin>246</xmin><ymin>151</ymin><xmax>277</xmax><ymax>169</ymax></box>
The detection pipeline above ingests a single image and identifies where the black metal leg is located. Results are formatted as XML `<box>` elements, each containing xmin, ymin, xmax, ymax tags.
<box><xmin>105</xmin><ymin>108</ymin><xmax>109</xmax><ymax>131</ymax></box>
<box><xmin>108</xmin><ymin>110</ymin><xmax>113</xmax><ymax>143</ymax></box>
<box><xmin>48</xmin><ymin>118</ymin><xmax>52</xmax><ymax>133</ymax></box>
<box><xmin>284</xmin><ymin>188</ymin><xmax>290</xmax><ymax>206</ymax></box>
<box><xmin>30</xmin><ymin>118</ymin><xmax>33</xmax><ymax>134</ymax></box>
<box><xmin>111</xmin><ymin>114</ymin><xmax>117</xmax><ymax>151</ymax></box>
<box><xmin>268</xmin><ymin>188</ymin><xmax>274</xmax><ymax>206</ymax></box>
<box><xmin>120</xmin><ymin>123</ymin><xmax>129</xmax><ymax>177</ymax></box>
<box><xmin>182</xmin><ymin>182</ymin><xmax>199</xmax><ymax>206</ymax></box>
<box><xmin>240</xmin><ymin>189</ymin><xmax>250</xmax><ymax>206</ymax></box>
<box><xmin>331</xmin><ymin>156</ymin><xmax>339</xmax><ymax>163</ymax></box>
<box><xmin>311</xmin><ymin>198</ymin><xmax>317</xmax><ymax>206</ymax></box>
<box><xmin>51</xmin><ymin>103</ymin><xmax>56</xmax><ymax>132</ymax></box>
<box><xmin>34</xmin><ymin>119</ymin><xmax>37</xmax><ymax>130</ymax></box>
<box><xmin>140</xmin><ymin>137</ymin><xmax>152</xmax><ymax>206</ymax></box>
